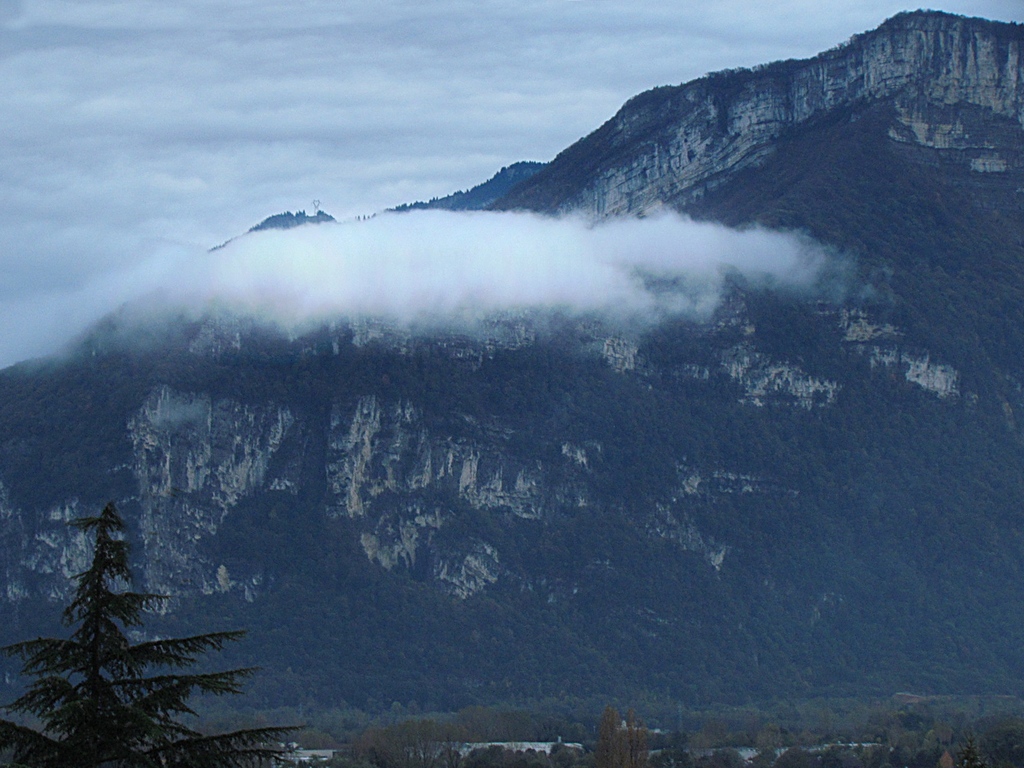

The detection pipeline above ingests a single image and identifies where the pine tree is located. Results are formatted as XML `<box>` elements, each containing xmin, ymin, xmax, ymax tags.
<box><xmin>0</xmin><ymin>502</ymin><xmax>293</xmax><ymax>767</ymax></box>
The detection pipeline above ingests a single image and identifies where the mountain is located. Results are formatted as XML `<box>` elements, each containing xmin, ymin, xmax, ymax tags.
<box><xmin>493</xmin><ymin>9</ymin><xmax>1024</xmax><ymax>403</ymax></box>
<box><xmin>4</xmin><ymin>10</ymin><xmax>1024</xmax><ymax>717</ymax></box>
<box><xmin>495</xmin><ymin>11</ymin><xmax>1024</xmax><ymax>220</ymax></box>
<box><xmin>392</xmin><ymin>161</ymin><xmax>546</xmax><ymax>212</ymax></box>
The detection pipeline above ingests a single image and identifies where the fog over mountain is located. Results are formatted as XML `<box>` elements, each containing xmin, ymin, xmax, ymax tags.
<box><xmin>7</xmin><ymin>8</ymin><xmax>1024</xmax><ymax>715</ymax></box>
<box><xmin>1</xmin><ymin>0</ymin><xmax>1021</xmax><ymax>370</ymax></box>
<box><xmin>178</xmin><ymin>213</ymin><xmax>829</xmax><ymax>328</ymax></box>
<box><xmin>0</xmin><ymin>211</ymin><xmax>830</xmax><ymax>367</ymax></box>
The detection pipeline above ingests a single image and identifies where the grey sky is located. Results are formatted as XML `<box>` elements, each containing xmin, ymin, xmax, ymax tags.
<box><xmin>0</xmin><ymin>0</ymin><xmax>1022</xmax><ymax>366</ymax></box>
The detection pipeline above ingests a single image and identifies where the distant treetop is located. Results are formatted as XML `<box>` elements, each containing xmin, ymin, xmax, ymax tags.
<box><xmin>391</xmin><ymin>161</ymin><xmax>547</xmax><ymax>213</ymax></box>
<box><xmin>249</xmin><ymin>209</ymin><xmax>336</xmax><ymax>232</ymax></box>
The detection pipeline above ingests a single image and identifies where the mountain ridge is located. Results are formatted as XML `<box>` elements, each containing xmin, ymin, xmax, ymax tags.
<box><xmin>4</xmin><ymin>10</ymin><xmax>1024</xmax><ymax>715</ymax></box>
<box><xmin>392</xmin><ymin>162</ymin><xmax>546</xmax><ymax>213</ymax></box>
<box><xmin>494</xmin><ymin>10</ymin><xmax>1024</xmax><ymax>217</ymax></box>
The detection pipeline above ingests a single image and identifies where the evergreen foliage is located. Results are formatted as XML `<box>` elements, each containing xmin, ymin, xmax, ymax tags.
<box><xmin>249</xmin><ymin>209</ymin><xmax>335</xmax><ymax>232</ymax></box>
<box><xmin>0</xmin><ymin>502</ymin><xmax>292</xmax><ymax>767</ymax></box>
<box><xmin>957</xmin><ymin>737</ymin><xmax>989</xmax><ymax>768</ymax></box>
<box><xmin>391</xmin><ymin>162</ymin><xmax>546</xmax><ymax>213</ymax></box>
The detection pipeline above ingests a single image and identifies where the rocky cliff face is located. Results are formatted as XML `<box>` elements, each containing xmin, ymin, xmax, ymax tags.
<box><xmin>326</xmin><ymin>393</ymin><xmax>552</xmax><ymax>596</ymax></box>
<box><xmin>128</xmin><ymin>386</ymin><xmax>295</xmax><ymax>601</ymax></box>
<box><xmin>1</xmin><ymin>498</ymin><xmax>92</xmax><ymax>605</ymax></box>
<box><xmin>0</xmin><ymin>293</ymin><xmax>964</xmax><ymax>614</ymax></box>
<box><xmin>496</xmin><ymin>11</ymin><xmax>1024</xmax><ymax>217</ymax></box>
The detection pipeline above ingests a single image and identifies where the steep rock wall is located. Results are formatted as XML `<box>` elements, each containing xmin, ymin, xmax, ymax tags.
<box><xmin>128</xmin><ymin>386</ymin><xmax>294</xmax><ymax>598</ymax></box>
<box><xmin>326</xmin><ymin>395</ymin><xmax>554</xmax><ymax>596</ymax></box>
<box><xmin>498</xmin><ymin>12</ymin><xmax>1024</xmax><ymax>217</ymax></box>
<box><xmin>2</xmin><ymin>498</ymin><xmax>92</xmax><ymax>605</ymax></box>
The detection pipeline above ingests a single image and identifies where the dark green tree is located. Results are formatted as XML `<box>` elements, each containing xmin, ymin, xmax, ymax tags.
<box><xmin>957</xmin><ymin>736</ymin><xmax>989</xmax><ymax>768</ymax></box>
<box><xmin>0</xmin><ymin>502</ymin><xmax>293</xmax><ymax>767</ymax></box>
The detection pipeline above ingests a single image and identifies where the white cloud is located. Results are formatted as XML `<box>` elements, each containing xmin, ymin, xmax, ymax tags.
<box><xmin>188</xmin><ymin>211</ymin><xmax>826</xmax><ymax>325</ymax></box>
<box><xmin>0</xmin><ymin>211</ymin><xmax>829</xmax><ymax>367</ymax></box>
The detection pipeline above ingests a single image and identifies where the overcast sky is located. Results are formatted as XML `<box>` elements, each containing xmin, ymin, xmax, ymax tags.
<box><xmin>1</xmin><ymin>0</ymin><xmax>1022</xmax><ymax>366</ymax></box>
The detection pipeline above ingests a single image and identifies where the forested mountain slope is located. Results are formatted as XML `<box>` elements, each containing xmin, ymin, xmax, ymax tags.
<box><xmin>4</xmin><ymin>11</ymin><xmax>1024</xmax><ymax>714</ymax></box>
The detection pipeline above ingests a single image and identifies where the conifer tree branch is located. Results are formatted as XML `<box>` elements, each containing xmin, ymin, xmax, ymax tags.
<box><xmin>0</xmin><ymin>501</ymin><xmax>296</xmax><ymax>768</ymax></box>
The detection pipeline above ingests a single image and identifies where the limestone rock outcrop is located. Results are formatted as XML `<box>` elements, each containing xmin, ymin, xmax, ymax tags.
<box><xmin>497</xmin><ymin>12</ymin><xmax>1024</xmax><ymax>217</ymax></box>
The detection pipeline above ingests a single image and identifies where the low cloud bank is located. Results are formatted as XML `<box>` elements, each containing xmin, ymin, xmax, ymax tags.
<box><xmin>179</xmin><ymin>210</ymin><xmax>828</xmax><ymax>324</ymax></box>
<box><xmin>2</xmin><ymin>211</ymin><xmax>834</xmax><ymax>369</ymax></box>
